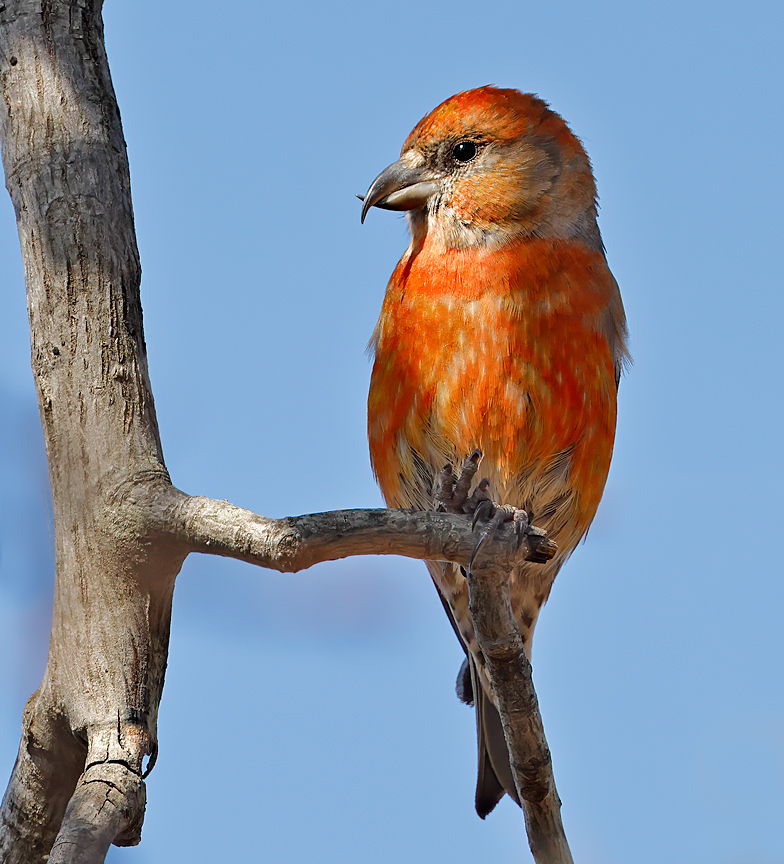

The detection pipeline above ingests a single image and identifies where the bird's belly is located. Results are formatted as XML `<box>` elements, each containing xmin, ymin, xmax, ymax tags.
<box><xmin>370</xmin><ymin>333</ymin><xmax>615</xmax><ymax>546</ymax></box>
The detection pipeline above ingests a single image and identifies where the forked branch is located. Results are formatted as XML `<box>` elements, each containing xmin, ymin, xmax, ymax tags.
<box><xmin>0</xmin><ymin>0</ymin><xmax>570</xmax><ymax>861</ymax></box>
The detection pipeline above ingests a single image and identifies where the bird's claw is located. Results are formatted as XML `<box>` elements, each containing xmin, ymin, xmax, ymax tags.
<box><xmin>469</xmin><ymin>503</ymin><xmax>530</xmax><ymax>572</ymax></box>
<box><xmin>437</xmin><ymin>449</ymin><xmax>488</xmax><ymax>515</ymax></box>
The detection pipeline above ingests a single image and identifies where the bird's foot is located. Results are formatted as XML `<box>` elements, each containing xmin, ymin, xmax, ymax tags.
<box><xmin>437</xmin><ymin>450</ymin><xmax>547</xmax><ymax>571</ymax></box>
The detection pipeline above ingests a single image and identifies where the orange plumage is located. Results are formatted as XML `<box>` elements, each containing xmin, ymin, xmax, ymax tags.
<box><xmin>362</xmin><ymin>87</ymin><xmax>628</xmax><ymax>816</ymax></box>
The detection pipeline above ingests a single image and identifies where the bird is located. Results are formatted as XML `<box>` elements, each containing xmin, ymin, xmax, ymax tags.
<box><xmin>361</xmin><ymin>86</ymin><xmax>628</xmax><ymax>817</ymax></box>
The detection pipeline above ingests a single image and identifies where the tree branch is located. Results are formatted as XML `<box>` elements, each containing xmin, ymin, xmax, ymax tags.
<box><xmin>174</xmin><ymin>492</ymin><xmax>571</xmax><ymax>864</ymax></box>
<box><xmin>48</xmin><ymin>763</ymin><xmax>145</xmax><ymax>864</ymax></box>
<box><xmin>467</xmin><ymin>556</ymin><xmax>573</xmax><ymax>864</ymax></box>
<box><xmin>173</xmin><ymin>492</ymin><xmax>556</xmax><ymax>573</ymax></box>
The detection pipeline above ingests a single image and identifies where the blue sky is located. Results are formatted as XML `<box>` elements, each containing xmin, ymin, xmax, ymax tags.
<box><xmin>1</xmin><ymin>1</ymin><xmax>783</xmax><ymax>861</ymax></box>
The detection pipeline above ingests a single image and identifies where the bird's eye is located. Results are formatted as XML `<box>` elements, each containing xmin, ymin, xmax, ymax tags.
<box><xmin>452</xmin><ymin>140</ymin><xmax>477</xmax><ymax>163</ymax></box>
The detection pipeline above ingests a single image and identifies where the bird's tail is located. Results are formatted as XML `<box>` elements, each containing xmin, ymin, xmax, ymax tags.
<box><xmin>457</xmin><ymin>656</ymin><xmax>521</xmax><ymax>818</ymax></box>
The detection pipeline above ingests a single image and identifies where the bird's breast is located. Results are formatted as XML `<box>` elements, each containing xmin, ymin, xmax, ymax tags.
<box><xmin>368</xmin><ymin>237</ymin><xmax>618</xmax><ymax>537</ymax></box>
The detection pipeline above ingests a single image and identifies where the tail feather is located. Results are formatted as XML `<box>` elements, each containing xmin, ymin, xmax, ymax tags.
<box><xmin>437</xmin><ymin>573</ymin><xmax>521</xmax><ymax>817</ymax></box>
<box><xmin>470</xmin><ymin>657</ymin><xmax>521</xmax><ymax>817</ymax></box>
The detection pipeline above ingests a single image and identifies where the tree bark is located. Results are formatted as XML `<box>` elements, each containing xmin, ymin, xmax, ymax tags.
<box><xmin>467</xmin><ymin>555</ymin><xmax>573</xmax><ymax>864</ymax></box>
<box><xmin>0</xmin><ymin>0</ymin><xmax>180</xmax><ymax>857</ymax></box>
<box><xmin>0</xmin><ymin>2</ymin><xmax>570</xmax><ymax>862</ymax></box>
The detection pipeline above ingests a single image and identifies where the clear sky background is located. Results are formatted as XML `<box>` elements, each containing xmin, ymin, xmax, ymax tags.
<box><xmin>1</xmin><ymin>1</ymin><xmax>783</xmax><ymax>861</ymax></box>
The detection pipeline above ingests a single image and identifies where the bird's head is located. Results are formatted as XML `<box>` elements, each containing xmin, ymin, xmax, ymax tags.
<box><xmin>361</xmin><ymin>86</ymin><xmax>602</xmax><ymax>251</ymax></box>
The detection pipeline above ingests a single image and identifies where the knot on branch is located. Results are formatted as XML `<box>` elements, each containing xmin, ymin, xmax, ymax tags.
<box><xmin>514</xmin><ymin>752</ymin><xmax>554</xmax><ymax>804</ymax></box>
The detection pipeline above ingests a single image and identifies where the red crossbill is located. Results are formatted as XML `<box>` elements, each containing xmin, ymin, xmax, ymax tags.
<box><xmin>362</xmin><ymin>86</ymin><xmax>628</xmax><ymax>817</ymax></box>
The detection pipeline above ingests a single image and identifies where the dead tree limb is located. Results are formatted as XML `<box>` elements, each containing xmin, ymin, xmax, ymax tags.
<box><xmin>468</xmin><ymin>553</ymin><xmax>573</xmax><ymax>864</ymax></box>
<box><xmin>0</xmin><ymin>1</ymin><xmax>567</xmax><ymax>862</ymax></box>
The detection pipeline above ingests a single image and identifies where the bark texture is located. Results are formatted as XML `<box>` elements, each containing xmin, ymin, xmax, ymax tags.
<box><xmin>467</xmin><ymin>556</ymin><xmax>573</xmax><ymax>863</ymax></box>
<box><xmin>0</xmin><ymin>2</ymin><xmax>571</xmax><ymax>862</ymax></box>
<box><xmin>0</xmin><ymin>0</ymin><xmax>181</xmax><ymax>858</ymax></box>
